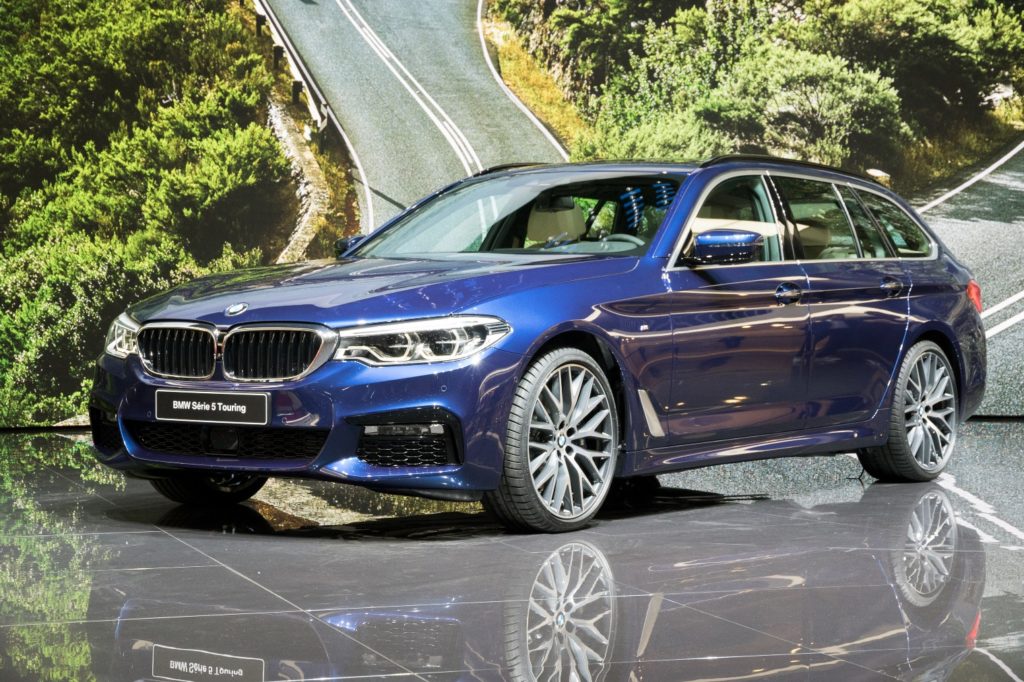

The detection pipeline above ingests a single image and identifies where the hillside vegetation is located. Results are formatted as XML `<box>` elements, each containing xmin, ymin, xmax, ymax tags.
<box><xmin>0</xmin><ymin>0</ymin><xmax>291</xmax><ymax>426</ymax></box>
<box><xmin>494</xmin><ymin>0</ymin><xmax>1024</xmax><ymax>185</ymax></box>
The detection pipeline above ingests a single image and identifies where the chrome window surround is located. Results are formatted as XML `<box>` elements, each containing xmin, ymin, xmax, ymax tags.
<box><xmin>136</xmin><ymin>321</ymin><xmax>219</xmax><ymax>380</ymax></box>
<box><xmin>666</xmin><ymin>168</ymin><xmax>938</xmax><ymax>271</ymax></box>
<box><xmin>136</xmin><ymin>322</ymin><xmax>338</xmax><ymax>382</ymax></box>
<box><xmin>221</xmin><ymin>323</ymin><xmax>339</xmax><ymax>383</ymax></box>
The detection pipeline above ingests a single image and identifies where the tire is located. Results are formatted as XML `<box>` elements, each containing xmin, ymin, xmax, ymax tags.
<box><xmin>483</xmin><ymin>347</ymin><xmax>619</xmax><ymax>532</ymax></box>
<box><xmin>858</xmin><ymin>341</ymin><xmax>958</xmax><ymax>482</ymax></box>
<box><xmin>503</xmin><ymin>541</ymin><xmax>617</xmax><ymax>680</ymax></box>
<box><xmin>150</xmin><ymin>473</ymin><xmax>267</xmax><ymax>506</ymax></box>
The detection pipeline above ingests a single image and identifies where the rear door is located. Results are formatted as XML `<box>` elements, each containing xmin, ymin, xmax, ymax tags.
<box><xmin>770</xmin><ymin>175</ymin><xmax>910</xmax><ymax>428</ymax></box>
<box><xmin>663</xmin><ymin>174</ymin><xmax>811</xmax><ymax>444</ymax></box>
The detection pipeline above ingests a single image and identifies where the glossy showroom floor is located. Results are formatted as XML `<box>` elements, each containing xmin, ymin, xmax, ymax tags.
<box><xmin>1</xmin><ymin>423</ymin><xmax>1023</xmax><ymax>681</ymax></box>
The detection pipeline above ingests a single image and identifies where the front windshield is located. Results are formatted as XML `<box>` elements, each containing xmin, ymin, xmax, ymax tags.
<box><xmin>352</xmin><ymin>171</ymin><xmax>684</xmax><ymax>258</ymax></box>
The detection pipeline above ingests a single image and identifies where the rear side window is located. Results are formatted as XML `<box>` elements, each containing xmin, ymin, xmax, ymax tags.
<box><xmin>773</xmin><ymin>177</ymin><xmax>859</xmax><ymax>260</ymax></box>
<box><xmin>857</xmin><ymin>191</ymin><xmax>932</xmax><ymax>257</ymax></box>
<box><xmin>838</xmin><ymin>186</ymin><xmax>890</xmax><ymax>258</ymax></box>
<box><xmin>688</xmin><ymin>175</ymin><xmax>784</xmax><ymax>262</ymax></box>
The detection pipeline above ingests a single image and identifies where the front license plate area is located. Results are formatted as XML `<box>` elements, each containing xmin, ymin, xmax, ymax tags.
<box><xmin>155</xmin><ymin>390</ymin><xmax>269</xmax><ymax>426</ymax></box>
<box><xmin>152</xmin><ymin>644</ymin><xmax>265</xmax><ymax>682</ymax></box>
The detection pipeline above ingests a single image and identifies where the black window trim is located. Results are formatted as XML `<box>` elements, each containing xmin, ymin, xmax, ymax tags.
<box><xmin>666</xmin><ymin>168</ymin><xmax>939</xmax><ymax>270</ymax></box>
<box><xmin>852</xmin><ymin>185</ymin><xmax>937</xmax><ymax>260</ymax></box>
<box><xmin>767</xmin><ymin>170</ymin><xmax>937</xmax><ymax>263</ymax></box>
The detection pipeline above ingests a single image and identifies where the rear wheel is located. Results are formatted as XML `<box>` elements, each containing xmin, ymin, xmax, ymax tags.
<box><xmin>858</xmin><ymin>341</ymin><xmax>958</xmax><ymax>481</ymax></box>
<box><xmin>150</xmin><ymin>473</ymin><xmax>267</xmax><ymax>506</ymax></box>
<box><xmin>484</xmin><ymin>347</ymin><xmax>619</xmax><ymax>532</ymax></box>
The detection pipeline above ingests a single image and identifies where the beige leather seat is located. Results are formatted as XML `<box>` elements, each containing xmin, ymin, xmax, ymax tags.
<box><xmin>526</xmin><ymin>197</ymin><xmax>585</xmax><ymax>244</ymax></box>
<box><xmin>796</xmin><ymin>218</ymin><xmax>830</xmax><ymax>259</ymax></box>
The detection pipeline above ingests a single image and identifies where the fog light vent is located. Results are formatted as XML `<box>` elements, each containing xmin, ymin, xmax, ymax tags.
<box><xmin>358</xmin><ymin>423</ymin><xmax>457</xmax><ymax>468</ymax></box>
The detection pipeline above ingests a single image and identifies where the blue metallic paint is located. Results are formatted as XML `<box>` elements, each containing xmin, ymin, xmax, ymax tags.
<box><xmin>90</xmin><ymin>160</ymin><xmax>986</xmax><ymax>498</ymax></box>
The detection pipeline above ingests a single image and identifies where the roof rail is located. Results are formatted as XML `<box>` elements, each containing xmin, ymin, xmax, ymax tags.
<box><xmin>471</xmin><ymin>162</ymin><xmax>544</xmax><ymax>177</ymax></box>
<box><xmin>700</xmin><ymin>154</ymin><xmax>873</xmax><ymax>181</ymax></box>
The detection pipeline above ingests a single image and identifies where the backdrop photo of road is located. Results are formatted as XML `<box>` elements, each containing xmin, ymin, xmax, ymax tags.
<box><xmin>1</xmin><ymin>0</ymin><xmax>1023</xmax><ymax>427</ymax></box>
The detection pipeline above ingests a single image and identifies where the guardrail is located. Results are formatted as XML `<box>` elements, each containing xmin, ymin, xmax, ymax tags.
<box><xmin>251</xmin><ymin>0</ymin><xmax>375</xmax><ymax>230</ymax></box>
<box><xmin>253</xmin><ymin>0</ymin><xmax>335</xmax><ymax>134</ymax></box>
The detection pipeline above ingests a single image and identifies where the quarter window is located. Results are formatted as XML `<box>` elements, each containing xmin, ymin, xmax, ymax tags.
<box><xmin>774</xmin><ymin>176</ymin><xmax>859</xmax><ymax>260</ymax></box>
<box><xmin>838</xmin><ymin>186</ymin><xmax>890</xmax><ymax>258</ymax></box>
<box><xmin>857</xmin><ymin>191</ymin><xmax>932</xmax><ymax>257</ymax></box>
<box><xmin>683</xmin><ymin>175</ymin><xmax>784</xmax><ymax>262</ymax></box>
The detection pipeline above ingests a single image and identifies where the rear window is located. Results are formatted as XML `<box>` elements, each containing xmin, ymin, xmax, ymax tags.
<box><xmin>773</xmin><ymin>176</ymin><xmax>859</xmax><ymax>260</ymax></box>
<box><xmin>857</xmin><ymin>191</ymin><xmax>932</xmax><ymax>257</ymax></box>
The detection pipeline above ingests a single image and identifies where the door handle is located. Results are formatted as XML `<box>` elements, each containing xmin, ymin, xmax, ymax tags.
<box><xmin>880</xmin><ymin>277</ymin><xmax>903</xmax><ymax>296</ymax></box>
<box><xmin>774</xmin><ymin>282</ymin><xmax>802</xmax><ymax>305</ymax></box>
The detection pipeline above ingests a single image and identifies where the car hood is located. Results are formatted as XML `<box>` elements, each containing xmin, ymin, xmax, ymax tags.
<box><xmin>128</xmin><ymin>254</ymin><xmax>639</xmax><ymax>326</ymax></box>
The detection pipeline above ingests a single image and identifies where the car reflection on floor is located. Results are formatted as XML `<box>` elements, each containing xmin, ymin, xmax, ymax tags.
<box><xmin>95</xmin><ymin>483</ymin><xmax>983</xmax><ymax>681</ymax></box>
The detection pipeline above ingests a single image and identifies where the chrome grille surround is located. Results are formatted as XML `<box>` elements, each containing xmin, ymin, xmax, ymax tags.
<box><xmin>222</xmin><ymin>323</ymin><xmax>338</xmax><ymax>382</ymax></box>
<box><xmin>137</xmin><ymin>322</ymin><xmax>218</xmax><ymax>380</ymax></box>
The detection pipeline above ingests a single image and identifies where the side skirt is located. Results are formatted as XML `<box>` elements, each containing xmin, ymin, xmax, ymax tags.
<box><xmin>621</xmin><ymin>419</ymin><xmax>888</xmax><ymax>477</ymax></box>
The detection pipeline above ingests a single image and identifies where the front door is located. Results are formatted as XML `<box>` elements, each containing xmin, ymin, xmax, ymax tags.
<box><xmin>663</xmin><ymin>174</ymin><xmax>811</xmax><ymax>444</ymax></box>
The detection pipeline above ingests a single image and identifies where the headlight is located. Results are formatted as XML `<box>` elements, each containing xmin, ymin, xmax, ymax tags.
<box><xmin>104</xmin><ymin>313</ymin><xmax>140</xmax><ymax>358</ymax></box>
<box><xmin>334</xmin><ymin>316</ymin><xmax>511</xmax><ymax>365</ymax></box>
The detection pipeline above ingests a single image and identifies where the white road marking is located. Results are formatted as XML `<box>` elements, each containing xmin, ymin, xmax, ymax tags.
<box><xmin>937</xmin><ymin>473</ymin><xmax>997</xmax><ymax>514</ymax></box>
<box><xmin>953</xmin><ymin>515</ymin><xmax>1000</xmax><ymax>544</ymax></box>
<box><xmin>475</xmin><ymin>0</ymin><xmax>569</xmax><ymax>161</ymax></box>
<box><xmin>938</xmin><ymin>472</ymin><xmax>1024</xmax><ymax>547</ymax></box>
<box><xmin>986</xmin><ymin>307</ymin><xmax>1024</xmax><ymax>340</ymax></box>
<box><xmin>335</xmin><ymin>115</ymin><xmax>376</xmax><ymax>231</ymax></box>
<box><xmin>981</xmin><ymin>289</ymin><xmax>1024</xmax><ymax>319</ymax></box>
<box><xmin>980</xmin><ymin>512</ymin><xmax>1024</xmax><ymax>543</ymax></box>
<box><xmin>333</xmin><ymin>0</ymin><xmax>482</xmax><ymax>176</ymax></box>
<box><xmin>917</xmin><ymin>136</ymin><xmax>1024</xmax><ymax>213</ymax></box>
<box><xmin>975</xmin><ymin>648</ymin><xmax>1024</xmax><ymax>682</ymax></box>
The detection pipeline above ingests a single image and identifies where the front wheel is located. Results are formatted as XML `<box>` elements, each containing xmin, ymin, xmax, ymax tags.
<box><xmin>859</xmin><ymin>341</ymin><xmax>958</xmax><ymax>481</ymax></box>
<box><xmin>484</xmin><ymin>348</ymin><xmax>619</xmax><ymax>532</ymax></box>
<box><xmin>150</xmin><ymin>473</ymin><xmax>267</xmax><ymax>506</ymax></box>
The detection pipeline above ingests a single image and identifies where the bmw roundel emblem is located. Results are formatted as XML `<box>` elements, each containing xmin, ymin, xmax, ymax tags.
<box><xmin>225</xmin><ymin>302</ymin><xmax>248</xmax><ymax>316</ymax></box>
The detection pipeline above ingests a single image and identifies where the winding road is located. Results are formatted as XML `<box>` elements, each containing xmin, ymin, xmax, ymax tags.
<box><xmin>266</xmin><ymin>0</ymin><xmax>564</xmax><ymax>227</ymax></box>
<box><xmin>266</xmin><ymin>0</ymin><xmax>1024</xmax><ymax>415</ymax></box>
<box><xmin>920</xmin><ymin>142</ymin><xmax>1024</xmax><ymax>415</ymax></box>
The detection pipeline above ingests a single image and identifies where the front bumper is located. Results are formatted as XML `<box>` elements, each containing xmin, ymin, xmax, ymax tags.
<box><xmin>89</xmin><ymin>348</ymin><xmax>524</xmax><ymax>494</ymax></box>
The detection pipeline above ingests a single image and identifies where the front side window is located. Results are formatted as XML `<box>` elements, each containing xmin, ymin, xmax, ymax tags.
<box><xmin>857</xmin><ymin>191</ymin><xmax>932</xmax><ymax>257</ymax></box>
<box><xmin>774</xmin><ymin>176</ymin><xmax>859</xmax><ymax>260</ymax></box>
<box><xmin>680</xmin><ymin>175</ymin><xmax>784</xmax><ymax>263</ymax></box>
<box><xmin>352</xmin><ymin>172</ymin><xmax>682</xmax><ymax>258</ymax></box>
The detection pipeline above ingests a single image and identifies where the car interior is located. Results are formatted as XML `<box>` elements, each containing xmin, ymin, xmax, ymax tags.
<box><xmin>487</xmin><ymin>178</ymin><xmax>679</xmax><ymax>254</ymax></box>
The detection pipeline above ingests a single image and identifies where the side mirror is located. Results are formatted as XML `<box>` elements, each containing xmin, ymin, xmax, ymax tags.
<box><xmin>334</xmin><ymin>235</ymin><xmax>365</xmax><ymax>258</ymax></box>
<box><xmin>691</xmin><ymin>229</ymin><xmax>763</xmax><ymax>265</ymax></box>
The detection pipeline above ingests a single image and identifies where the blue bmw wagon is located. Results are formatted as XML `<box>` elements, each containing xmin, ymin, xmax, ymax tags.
<box><xmin>90</xmin><ymin>156</ymin><xmax>986</xmax><ymax>532</ymax></box>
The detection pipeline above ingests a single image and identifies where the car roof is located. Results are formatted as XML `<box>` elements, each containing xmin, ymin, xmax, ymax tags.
<box><xmin>478</xmin><ymin>155</ymin><xmax>883</xmax><ymax>188</ymax></box>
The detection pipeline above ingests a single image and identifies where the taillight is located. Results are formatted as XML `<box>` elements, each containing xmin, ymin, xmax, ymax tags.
<box><xmin>967</xmin><ymin>280</ymin><xmax>982</xmax><ymax>313</ymax></box>
<box><xmin>966</xmin><ymin>609</ymin><xmax>981</xmax><ymax>649</ymax></box>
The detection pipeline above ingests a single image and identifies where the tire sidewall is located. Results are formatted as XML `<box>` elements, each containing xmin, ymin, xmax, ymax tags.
<box><xmin>892</xmin><ymin>340</ymin><xmax>958</xmax><ymax>479</ymax></box>
<box><xmin>507</xmin><ymin>348</ymin><xmax>620</xmax><ymax>532</ymax></box>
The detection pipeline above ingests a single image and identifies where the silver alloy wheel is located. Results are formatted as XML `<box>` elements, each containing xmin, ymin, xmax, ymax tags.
<box><xmin>526</xmin><ymin>542</ymin><xmax>615</xmax><ymax>681</ymax></box>
<box><xmin>527</xmin><ymin>363</ymin><xmax>615</xmax><ymax>520</ymax></box>
<box><xmin>897</xmin><ymin>491</ymin><xmax>956</xmax><ymax>605</ymax></box>
<box><xmin>903</xmin><ymin>350</ymin><xmax>957</xmax><ymax>471</ymax></box>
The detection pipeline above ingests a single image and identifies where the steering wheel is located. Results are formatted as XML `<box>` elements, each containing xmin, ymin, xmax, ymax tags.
<box><xmin>602</xmin><ymin>233</ymin><xmax>645</xmax><ymax>247</ymax></box>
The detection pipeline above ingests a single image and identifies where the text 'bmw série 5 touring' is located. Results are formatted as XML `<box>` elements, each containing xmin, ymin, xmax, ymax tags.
<box><xmin>90</xmin><ymin>156</ymin><xmax>986</xmax><ymax>532</ymax></box>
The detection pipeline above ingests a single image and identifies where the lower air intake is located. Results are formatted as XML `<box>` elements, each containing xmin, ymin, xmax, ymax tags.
<box><xmin>125</xmin><ymin>421</ymin><xmax>328</xmax><ymax>461</ymax></box>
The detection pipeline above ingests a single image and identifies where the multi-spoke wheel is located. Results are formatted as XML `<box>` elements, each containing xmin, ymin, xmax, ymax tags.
<box><xmin>150</xmin><ymin>473</ymin><xmax>267</xmax><ymax>506</ymax></box>
<box><xmin>859</xmin><ymin>341</ymin><xmax>958</xmax><ymax>481</ymax></box>
<box><xmin>894</xmin><ymin>490</ymin><xmax>957</xmax><ymax>607</ymax></box>
<box><xmin>505</xmin><ymin>541</ymin><xmax>616</xmax><ymax>681</ymax></box>
<box><xmin>484</xmin><ymin>347</ymin><xmax>619</xmax><ymax>532</ymax></box>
